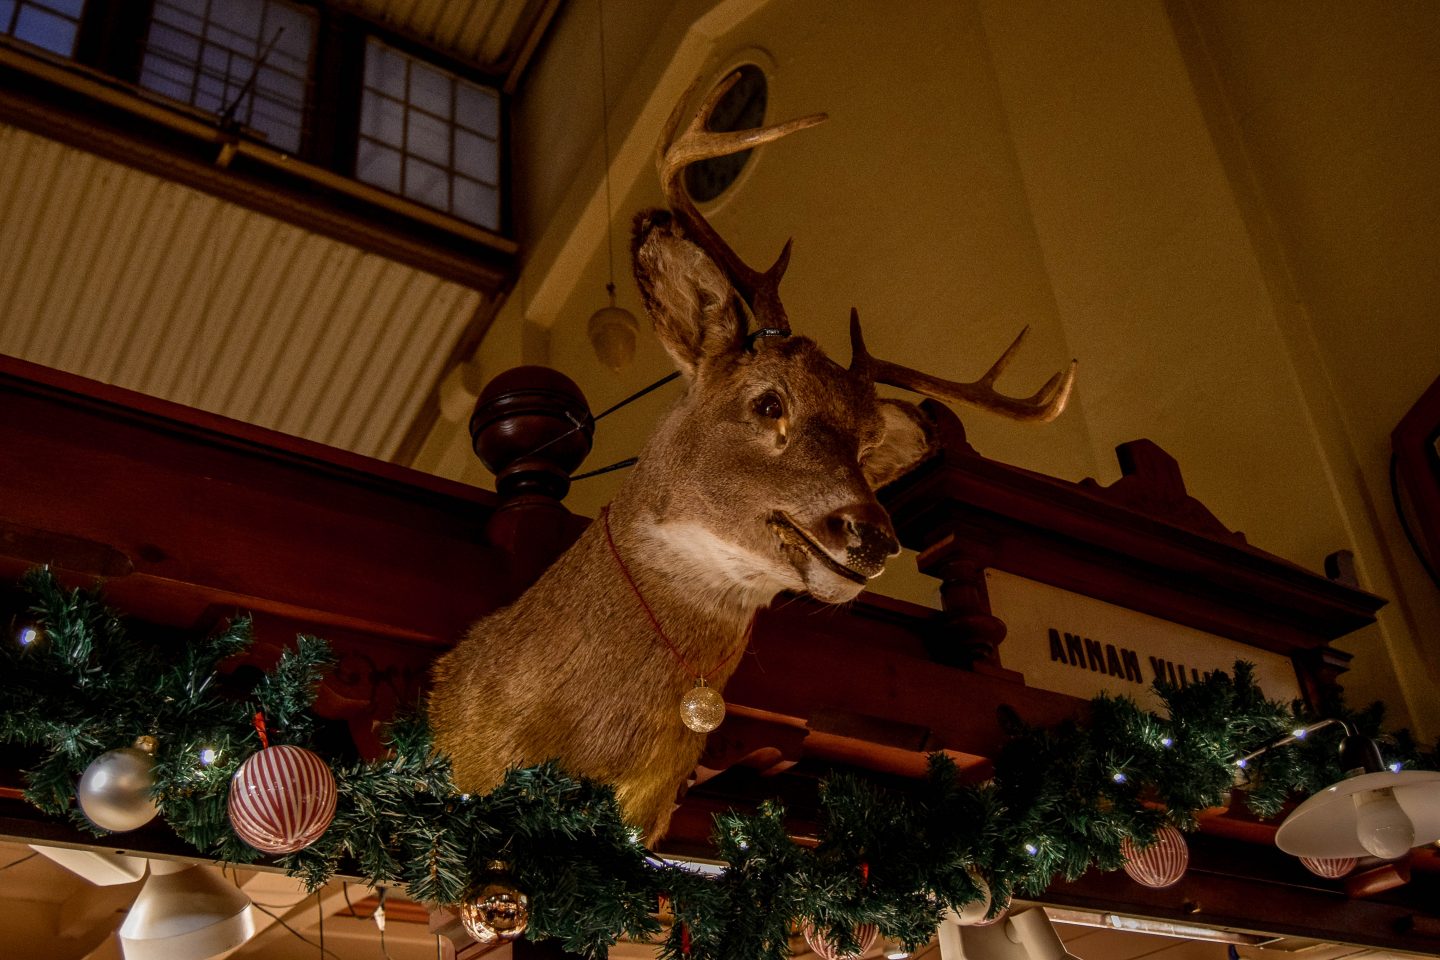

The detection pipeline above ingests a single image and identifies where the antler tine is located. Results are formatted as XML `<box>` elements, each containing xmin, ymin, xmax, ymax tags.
<box><xmin>850</xmin><ymin>310</ymin><xmax>1077</xmax><ymax>423</ymax></box>
<box><xmin>657</xmin><ymin>70</ymin><xmax>827</xmax><ymax>331</ymax></box>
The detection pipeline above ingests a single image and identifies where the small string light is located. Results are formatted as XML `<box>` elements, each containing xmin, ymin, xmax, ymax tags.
<box><xmin>1024</xmin><ymin>842</ymin><xmax>1039</xmax><ymax>856</ymax></box>
<box><xmin>1112</xmin><ymin>772</ymin><xmax>1128</xmax><ymax>784</ymax></box>
<box><xmin>1160</xmin><ymin>736</ymin><xmax>1174</xmax><ymax>748</ymax></box>
<box><xmin>1292</xmin><ymin>728</ymin><xmax>1308</xmax><ymax>740</ymax></box>
<box><xmin>16</xmin><ymin>623</ymin><xmax>39</xmax><ymax>647</ymax></box>
<box><xmin>1389</xmin><ymin>762</ymin><xmax>1403</xmax><ymax>773</ymax></box>
<box><xmin>199</xmin><ymin>747</ymin><xmax>218</xmax><ymax>767</ymax></box>
<box><xmin>1236</xmin><ymin>758</ymin><xmax>1248</xmax><ymax>769</ymax></box>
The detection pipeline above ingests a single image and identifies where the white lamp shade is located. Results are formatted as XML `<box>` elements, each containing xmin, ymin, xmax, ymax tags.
<box><xmin>1276</xmin><ymin>770</ymin><xmax>1440</xmax><ymax>859</ymax></box>
<box><xmin>119</xmin><ymin>860</ymin><xmax>255</xmax><ymax>960</ymax></box>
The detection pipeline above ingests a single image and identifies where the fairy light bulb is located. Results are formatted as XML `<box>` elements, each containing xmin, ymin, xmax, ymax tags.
<box><xmin>16</xmin><ymin>622</ymin><xmax>40</xmax><ymax>647</ymax></box>
<box><xmin>1353</xmin><ymin>788</ymin><xmax>1414</xmax><ymax>859</ymax></box>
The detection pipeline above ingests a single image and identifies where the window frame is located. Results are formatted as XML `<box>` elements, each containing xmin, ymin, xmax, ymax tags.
<box><xmin>46</xmin><ymin>0</ymin><xmax>511</xmax><ymax>237</ymax></box>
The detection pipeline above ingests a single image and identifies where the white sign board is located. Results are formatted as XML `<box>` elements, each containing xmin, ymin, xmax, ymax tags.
<box><xmin>985</xmin><ymin>569</ymin><xmax>1302</xmax><ymax>711</ymax></box>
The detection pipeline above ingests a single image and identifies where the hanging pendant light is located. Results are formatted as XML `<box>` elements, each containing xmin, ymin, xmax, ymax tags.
<box><xmin>1274</xmin><ymin>730</ymin><xmax>1440</xmax><ymax>860</ymax></box>
<box><xmin>587</xmin><ymin>0</ymin><xmax>639</xmax><ymax>373</ymax></box>
<box><xmin>119</xmin><ymin>860</ymin><xmax>256</xmax><ymax>959</ymax></box>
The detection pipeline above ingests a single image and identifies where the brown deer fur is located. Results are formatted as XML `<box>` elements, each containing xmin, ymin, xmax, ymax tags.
<box><xmin>429</xmin><ymin>213</ymin><xmax>935</xmax><ymax>840</ymax></box>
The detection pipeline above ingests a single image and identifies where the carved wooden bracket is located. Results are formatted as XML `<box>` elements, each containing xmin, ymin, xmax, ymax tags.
<box><xmin>1079</xmin><ymin>439</ymin><xmax>1246</xmax><ymax>544</ymax></box>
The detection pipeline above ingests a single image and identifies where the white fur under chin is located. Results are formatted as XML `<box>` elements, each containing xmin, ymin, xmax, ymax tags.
<box><xmin>643</xmin><ymin>520</ymin><xmax>795</xmax><ymax>612</ymax></box>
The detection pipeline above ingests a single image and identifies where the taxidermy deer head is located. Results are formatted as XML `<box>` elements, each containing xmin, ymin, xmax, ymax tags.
<box><xmin>429</xmin><ymin>73</ymin><xmax>1075</xmax><ymax>841</ymax></box>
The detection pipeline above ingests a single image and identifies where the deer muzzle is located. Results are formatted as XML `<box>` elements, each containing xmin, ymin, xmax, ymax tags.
<box><xmin>770</xmin><ymin>505</ymin><xmax>899</xmax><ymax>584</ymax></box>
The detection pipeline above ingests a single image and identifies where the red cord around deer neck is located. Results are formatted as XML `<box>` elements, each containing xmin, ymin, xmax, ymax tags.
<box><xmin>600</xmin><ymin>506</ymin><xmax>748</xmax><ymax>683</ymax></box>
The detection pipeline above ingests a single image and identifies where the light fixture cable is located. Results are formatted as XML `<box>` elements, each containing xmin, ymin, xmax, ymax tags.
<box><xmin>597</xmin><ymin>0</ymin><xmax>617</xmax><ymax>297</ymax></box>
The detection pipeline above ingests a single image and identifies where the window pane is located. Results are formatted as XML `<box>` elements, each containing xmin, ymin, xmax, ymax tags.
<box><xmin>360</xmin><ymin>94</ymin><xmax>404</xmax><ymax>146</ymax></box>
<box><xmin>408</xmin><ymin>110</ymin><xmax>449</xmax><ymax>165</ymax></box>
<box><xmin>258</xmin><ymin>64</ymin><xmax>303</xmax><ymax>110</ymax></box>
<box><xmin>404</xmin><ymin>157</ymin><xmax>448</xmax><ymax>210</ymax></box>
<box><xmin>141</xmin><ymin>0</ymin><xmax>313</xmax><ymax>150</ymax></box>
<box><xmin>453</xmin><ymin>177</ymin><xmax>499</xmax><ymax>230</ymax></box>
<box><xmin>15</xmin><ymin>5</ymin><xmax>77</xmax><ymax>55</ymax></box>
<box><xmin>455</xmin><ymin>130</ymin><xmax>497</xmax><ymax>185</ymax></box>
<box><xmin>265</xmin><ymin>2</ymin><xmax>310</xmax><ymax>61</ymax></box>
<box><xmin>35</xmin><ymin>0</ymin><xmax>83</xmax><ymax>17</ymax></box>
<box><xmin>142</xmin><ymin>53</ymin><xmax>196</xmax><ymax>89</ymax></box>
<box><xmin>149</xmin><ymin>23</ymin><xmax>200</xmax><ymax>64</ymax></box>
<box><xmin>138</xmin><ymin>66</ymin><xmax>190</xmax><ymax>103</ymax></box>
<box><xmin>0</xmin><ymin>3</ymin><xmax>14</xmax><ymax>34</ymax></box>
<box><xmin>153</xmin><ymin>2</ymin><xmax>203</xmax><ymax>37</ymax></box>
<box><xmin>357</xmin><ymin>39</ymin><xmax>504</xmax><ymax>227</ymax></box>
<box><xmin>356</xmin><ymin>140</ymin><xmax>401</xmax><ymax>193</ymax></box>
<box><xmin>408</xmin><ymin>60</ymin><xmax>451</xmax><ymax>117</ymax></box>
<box><xmin>364</xmin><ymin>39</ymin><xmax>405</xmax><ymax>99</ymax></box>
<box><xmin>201</xmin><ymin>43</ymin><xmax>238</xmax><ymax>86</ymax></box>
<box><xmin>457</xmin><ymin>84</ymin><xmax>499</xmax><ymax>139</ymax></box>
<box><xmin>194</xmin><ymin>73</ymin><xmax>226</xmax><ymax>112</ymax></box>
<box><xmin>210</xmin><ymin>1</ymin><xmax>257</xmax><ymax>41</ymax></box>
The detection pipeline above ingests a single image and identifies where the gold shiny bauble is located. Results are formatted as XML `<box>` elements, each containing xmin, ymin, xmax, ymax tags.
<box><xmin>680</xmin><ymin>683</ymin><xmax>725</xmax><ymax>733</ymax></box>
<box><xmin>458</xmin><ymin>872</ymin><xmax>530</xmax><ymax>944</ymax></box>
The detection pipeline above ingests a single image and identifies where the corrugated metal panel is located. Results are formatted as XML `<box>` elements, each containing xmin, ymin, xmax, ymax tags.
<box><xmin>343</xmin><ymin>0</ymin><xmax>550</xmax><ymax>73</ymax></box>
<box><xmin>0</xmin><ymin>123</ymin><xmax>484</xmax><ymax>462</ymax></box>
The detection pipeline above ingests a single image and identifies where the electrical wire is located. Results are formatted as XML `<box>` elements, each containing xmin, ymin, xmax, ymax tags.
<box><xmin>0</xmin><ymin>851</ymin><xmax>37</xmax><ymax>871</ymax></box>
<box><xmin>502</xmin><ymin>370</ymin><xmax>681</xmax><ymax>482</ymax></box>
<box><xmin>339</xmin><ymin>882</ymin><xmax>399</xmax><ymax>959</ymax></box>
<box><xmin>249</xmin><ymin>901</ymin><xmax>344</xmax><ymax>960</ymax></box>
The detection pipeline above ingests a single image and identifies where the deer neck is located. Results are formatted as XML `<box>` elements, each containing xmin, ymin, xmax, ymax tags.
<box><xmin>601</xmin><ymin>496</ymin><xmax>780</xmax><ymax>655</ymax></box>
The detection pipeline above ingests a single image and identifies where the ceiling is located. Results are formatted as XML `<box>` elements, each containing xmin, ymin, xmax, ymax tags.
<box><xmin>340</xmin><ymin>0</ymin><xmax>559</xmax><ymax>76</ymax></box>
<box><xmin>0</xmin><ymin>123</ymin><xmax>483</xmax><ymax>461</ymax></box>
<box><xmin>10</xmin><ymin>838</ymin><xmax>1398</xmax><ymax>960</ymax></box>
<box><xmin>0</xmin><ymin>0</ymin><xmax>561</xmax><ymax>463</ymax></box>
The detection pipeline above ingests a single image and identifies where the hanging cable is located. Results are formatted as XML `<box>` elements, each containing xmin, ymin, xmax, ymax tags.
<box><xmin>597</xmin><ymin>0</ymin><xmax>617</xmax><ymax>289</ymax></box>
<box><xmin>501</xmin><ymin>370</ymin><xmax>680</xmax><ymax>481</ymax></box>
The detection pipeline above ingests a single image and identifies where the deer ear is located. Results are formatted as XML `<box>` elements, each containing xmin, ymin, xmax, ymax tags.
<box><xmin>632</xmin><ymin>210</ymin><xmax>746</xmax><ymax>377</ymax></box>
<box><xmin>862</xmin><ymin>399</ymin><xmax>934</xmax><ymax>489</ymax></box>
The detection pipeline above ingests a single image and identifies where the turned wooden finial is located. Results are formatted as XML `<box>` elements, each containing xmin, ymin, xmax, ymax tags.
<box><xmin>469</xmin><ymin>366</ymin><xmax>594</xmax><ymax>502</ymax></box>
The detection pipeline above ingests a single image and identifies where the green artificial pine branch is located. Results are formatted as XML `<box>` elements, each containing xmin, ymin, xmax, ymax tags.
<box><xmin>3</xmin><ymin>570</ymin><xmax>1436</xmax><ymax>960</ymax></box>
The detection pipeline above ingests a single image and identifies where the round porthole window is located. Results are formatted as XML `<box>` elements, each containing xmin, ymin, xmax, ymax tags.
<box><xmin>684</xmin><ymin>63</ymin><xmax>768</xmax><ymax>203</ymax></box>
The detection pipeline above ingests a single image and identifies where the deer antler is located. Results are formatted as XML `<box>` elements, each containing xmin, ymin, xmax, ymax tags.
<box><xmin>658</xmin><ymin>71</ymin><xmax>827</xmax><ymax>334</ymax></box>
<box><xmin>849</xmin><ymin>309</ymin><xmax>1077</xmax><ymax>422</ymax></box>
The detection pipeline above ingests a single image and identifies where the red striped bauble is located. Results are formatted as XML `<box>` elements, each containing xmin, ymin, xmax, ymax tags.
<box><xmin>228</xmin><ymin>745</ymin><xmax>337</xmax><ymax>854</ymax></box>
<box><xmin>1300</xmin><ymin>856</ymin><xmax>1357</xmax><ymax>879</ymax></box>
<box><xmin>802</xmin><ymin>922</ymin><xmax>878</xmax><ymax>960</ymax></box>
<box><xmin>1121</xmin><ymin>823</ymin><xmax>1189</xmax><ymax>888</ymax></box>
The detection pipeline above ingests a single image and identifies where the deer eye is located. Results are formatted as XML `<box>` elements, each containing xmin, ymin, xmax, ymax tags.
<box><xmin>753</xmin><ymin>391</ymin><xmax>785</xmax><ymax>420</ymax></box>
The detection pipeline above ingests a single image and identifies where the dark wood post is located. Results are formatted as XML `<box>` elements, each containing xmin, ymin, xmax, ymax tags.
<box><xmin>469</xmin><ymin>366</ymin><xmax>594</xmax><ymax>599</ymax></box>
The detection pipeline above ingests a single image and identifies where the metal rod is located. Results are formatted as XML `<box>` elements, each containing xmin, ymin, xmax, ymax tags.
<box><xmin>594</xmin><ymin>371</ymin><xmax>681</xmax><ymax>421</ymax></box>
<box><xmin>571</xmin><ymin>457</ymin><xmax>638</xmax><ymax>482</ymax></box>
<box><xmin>1235</xmin><ymin>717</ymin><xmax>1352</xmax><ymax>770</ymax></box>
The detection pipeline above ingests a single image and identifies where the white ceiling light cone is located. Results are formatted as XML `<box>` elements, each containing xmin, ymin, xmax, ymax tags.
<box><xmin>119</xmin><ymin>859</ymin><xmax>255</xmax><ymax>960</ymax></box>
<box><xmin>1276</xmin><ymin>768</ymin><xmax>1440</xmax><ymax>859</ymax></box>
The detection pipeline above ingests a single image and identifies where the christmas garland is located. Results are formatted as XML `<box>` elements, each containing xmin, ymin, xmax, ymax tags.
<box><xmin>1</xmin><ymin>568</ymin><xmax>1435</xmax><ymax>960</ymax></box>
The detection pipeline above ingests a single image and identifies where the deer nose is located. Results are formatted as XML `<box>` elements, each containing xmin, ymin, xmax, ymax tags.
<box><xmin>825</xmin><ymin>505</ymin><xmax>900</xmax><ymax>578</ymax></box>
